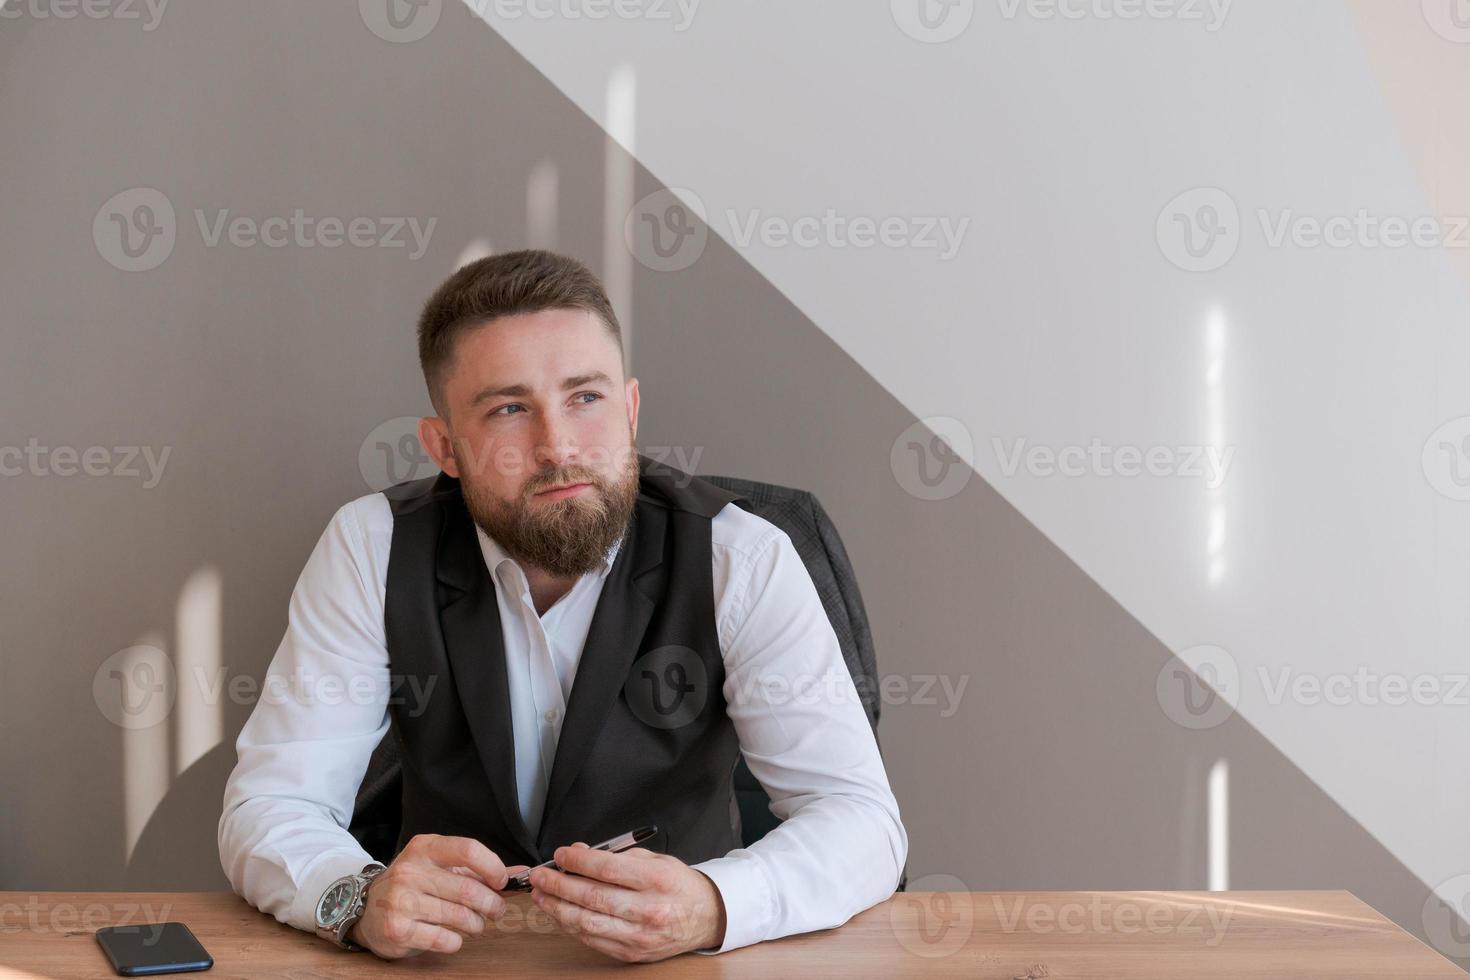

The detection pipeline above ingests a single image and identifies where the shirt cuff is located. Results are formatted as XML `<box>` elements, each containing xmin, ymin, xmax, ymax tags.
<box><xmin>288</xmin><ymin>847</ymin><xmax>380</xmax><ymax>935</ymax></box>
<box><xmin>690</xmin><ymin>851</ymin><xmax>775</xmax><ymax>954</ymax></box>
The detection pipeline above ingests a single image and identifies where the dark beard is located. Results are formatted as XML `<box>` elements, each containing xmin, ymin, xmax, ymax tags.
<box><xmin>458</xmin><ymin>446</ymin><xmax>640</xmax><ymax>579</ymax></box>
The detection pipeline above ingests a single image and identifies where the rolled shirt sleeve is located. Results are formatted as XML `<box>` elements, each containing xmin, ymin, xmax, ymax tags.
<box><xmin>217</xmin><ymin>498</ymin><xmax>390</xmax><ymax>932</ymax></box>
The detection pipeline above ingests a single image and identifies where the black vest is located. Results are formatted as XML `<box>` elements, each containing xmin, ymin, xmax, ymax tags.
<box><xmin>381</xmin><ymin>453</ymin><xmax>747</xmax><ymax>866</ymax></box>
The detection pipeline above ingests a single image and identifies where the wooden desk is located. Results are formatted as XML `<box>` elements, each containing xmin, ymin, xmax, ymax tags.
<box><xmin>0</xmin><ymin>890</ymin><xmax>1459</xmax><ymax>978</ymax></box>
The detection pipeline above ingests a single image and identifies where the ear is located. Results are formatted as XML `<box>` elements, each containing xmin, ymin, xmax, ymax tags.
<box><xmin>625</xmin><ymin>376</ymin><xmax>640</xmax><ymax>441</ymax></box>
<box><xmin>417</xmin><ymin>415</ymin><xmax>459</xmax><ymax>478</ymax></box>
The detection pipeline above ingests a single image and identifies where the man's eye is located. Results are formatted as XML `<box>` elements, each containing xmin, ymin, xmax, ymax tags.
<box><xmin>575</xmin><ymin>392</ymin><xmax>603</xmax><ymax>405</ymax></box>
<box><xmin>491</xmin><ymin>404</ymin><xmax>523</xmax><ymax>417</ymax></box>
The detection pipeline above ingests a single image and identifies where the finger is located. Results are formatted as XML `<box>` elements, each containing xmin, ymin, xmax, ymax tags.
<box><xmin>398</xmin><ymin>892</ymin><xmax>487</xmax><ymax>937</ymax></box>
<box><xmin>553</xmin><ymin>845</ymin><xmax>657</xmax><ymax>890</ymax></box>
<box><xmin>530</xmin><ymin>866</ymin><xmax>644</xmax><ymax>921</ymax></box>
<box><xmin>415</xmin><ymin>867</ymin><xmax>507</xmax><ymax>920</ymax></box>
<box><xmin>534</xmin><ymin>890</ymin><xmax>644</xmax><ymax>942</ymax></box>
<box><xmin>384</xmin><ymin>916</ymin><xmax>465</xmax><ymax>956</ymax></box>
<box><xmin>422</xmin><ymin>836</ymin><xmax>509</xmax><ymax>889</ymax></box>
<box><xmin>577</xmin><ymin>932</ymin><xmax>650</xmax><ymax>963</ymax></box>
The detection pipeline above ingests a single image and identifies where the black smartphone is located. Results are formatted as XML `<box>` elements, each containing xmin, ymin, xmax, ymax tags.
<box><xmin>502</xmin><ymin>825</ymin><xmax>658</xmax><ymax>891</ymax></box>
<box><xmin>95</xmin><ymin>922</ymin><xmax>213</xmax><ymax>976</ymax></box>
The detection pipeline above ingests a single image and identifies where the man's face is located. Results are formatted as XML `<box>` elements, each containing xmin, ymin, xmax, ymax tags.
<box><xmin>418</xmin><ymin>307</ymin><xmax>641</xmax><ymax>579</ymax></box>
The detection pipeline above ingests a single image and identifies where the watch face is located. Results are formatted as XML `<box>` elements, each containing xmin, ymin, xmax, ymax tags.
<box><xmin>317</xmin><ymin>880</ymin><xmax>356</xmax><ymax>926</ymax></box>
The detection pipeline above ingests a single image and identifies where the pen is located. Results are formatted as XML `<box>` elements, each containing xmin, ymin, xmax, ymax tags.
<box><xmin>502</xmin><ymin>825</ymin><xmax>659</xmax><ymax>891</ymax></box>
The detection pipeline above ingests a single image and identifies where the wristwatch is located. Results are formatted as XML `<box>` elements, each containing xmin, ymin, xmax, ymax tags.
<box><xmin>314</xmin><ymin>862</ymin><xmax>387</xmax><ymax>951</ymax></box>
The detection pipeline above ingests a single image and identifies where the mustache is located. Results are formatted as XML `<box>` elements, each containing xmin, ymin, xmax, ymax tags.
<box><xmin>526</xmin><ymin>469</ymin><xmax>603</xmax><ymax>496</ymax></box>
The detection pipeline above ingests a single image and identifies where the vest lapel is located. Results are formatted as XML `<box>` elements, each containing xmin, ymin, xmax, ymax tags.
<box><xmin>435</xmin><ymin>497</ymin><xmax>541</xmax><ymax>862</ymax></box>
<box><xmin>537</xmin><ymin>498</ymin><xmax>666</xmax><ymax>839</ymax></box>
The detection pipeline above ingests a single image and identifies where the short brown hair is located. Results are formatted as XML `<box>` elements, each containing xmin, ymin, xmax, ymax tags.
<box><xmin>417</xmin><ymin>249</ymin><xmax>623</xmax><ymax>418</ymax></box>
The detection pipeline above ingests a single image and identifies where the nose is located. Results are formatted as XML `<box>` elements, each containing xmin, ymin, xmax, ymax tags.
<box><xmin>531</xmin><ymin>413</ymin><xmax>578</xmax><ymax>478</ymax></box>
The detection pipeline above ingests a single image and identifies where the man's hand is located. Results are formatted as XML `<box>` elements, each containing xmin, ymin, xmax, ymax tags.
<box><xmin>349</xmin><ymin>834</ymin><xmax>529</xmax><ymax>959</ymax></box>
<box><xmin>529</xmin><ymin>843</ymin><xmax>727</xmax><ymax>962</ymax></box>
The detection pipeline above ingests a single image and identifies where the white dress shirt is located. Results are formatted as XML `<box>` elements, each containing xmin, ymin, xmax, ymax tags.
<box><xmin>218</xmin><ymin>488</ymin><xmax>907</xmax><ymax>954</ymax></box>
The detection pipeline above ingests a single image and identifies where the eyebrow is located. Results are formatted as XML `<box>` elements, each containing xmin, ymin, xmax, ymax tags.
<box><xmin>468</xmin><ymin>371</ymin><xmax>615</xmax><ymax>408</ymax></box>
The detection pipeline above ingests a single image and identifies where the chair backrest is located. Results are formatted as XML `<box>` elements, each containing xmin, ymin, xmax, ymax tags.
<box><xmin>350</xmin><ymin>474</ymin><xmax>902</xmax><ymax>887</ymax></box>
